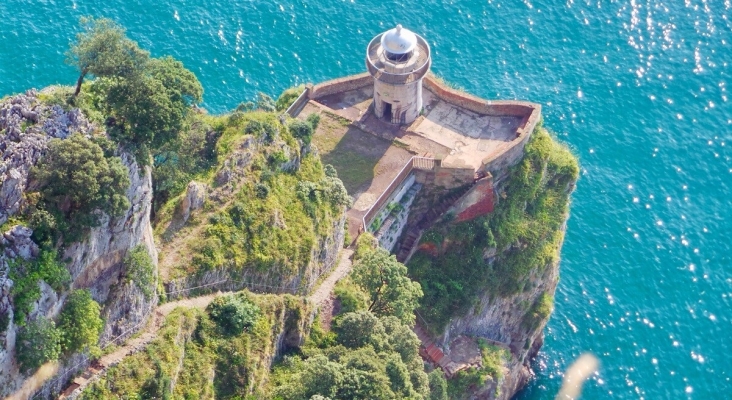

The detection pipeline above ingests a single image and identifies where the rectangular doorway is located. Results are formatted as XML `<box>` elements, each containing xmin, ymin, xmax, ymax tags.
<box><xmin>383</xmin><ymin>102</ymin><xmax>392</xmax><ymax>123</ymax></box>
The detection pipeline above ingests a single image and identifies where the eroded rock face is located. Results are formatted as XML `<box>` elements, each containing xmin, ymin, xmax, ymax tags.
<box><xmin>175</xmin><ymin>181</ymin><xmax>208</xmax><ymax>227</ymax></box>
<box><xmin>0</xmin><ymin>90</ymin><xmax>157</xmax><ymax>398</ymax></box>
<box><xmin>0</xmin><ymin>89</ymin><xmax>96</xmax><ymax>225</ymax></box>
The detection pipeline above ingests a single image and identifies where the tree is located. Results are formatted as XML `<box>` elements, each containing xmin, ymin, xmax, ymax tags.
<box><xmin>334</xmin><ymin>311</ymin><xmax>384</xmax><ymax>349</ymax></box>
<box><xmin>66</xmin><ymin>17</ymin><xmax>149</xmax><ymax>96</ymax></box>
<box><xmin>106</xmin><ymin>56</ymin><xmax>203</xmax><ymax>152</ymax></box>
<box><xmin>58</xmin><ymin>289</ymin><xmax>104</xmax><ymax>354</ymax></box>
<box><xmin>16</xmin><ymin>317</ymin><xmax>61</xmax><ymax>371</ymax></box>
<box><xmin>32</xmin><ymin>133</ymin><xmax>130</xmax><ymax>234</ymax></box>
<box><xmin>207</xmin><ymin>294</ymin><xmax>260</xmax><ymax>335</ymax></box>
<box><xmin>352</xmin><ymin>249</ymin><xmax>423</xmax><ymax>325</ymax></box>
<box><xmin>428</xmin><ymin>370</ymin><xmax>448</xmax><ymax>400</ymax></box>
<box><xmin>289</xmin><ymin>120</ymin><xmax>313</xmax><ymax>145</ymax></box>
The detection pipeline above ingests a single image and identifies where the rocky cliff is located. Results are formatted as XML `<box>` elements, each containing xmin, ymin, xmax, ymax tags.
<box><xmin>408</xmin><ymin>127</ymin><xmax>578</xmax><ymax>399</ymax></box>
<box><xmin>0</xmin><ymin>89</ymin><xmax>157</xmax><ymax>398</ymax></box>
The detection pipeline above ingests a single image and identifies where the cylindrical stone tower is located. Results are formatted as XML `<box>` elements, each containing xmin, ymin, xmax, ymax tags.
<box><xmin>366</xmin><ymin>24</ymin><xmax>431</xmax><ymax>125</ymax></box>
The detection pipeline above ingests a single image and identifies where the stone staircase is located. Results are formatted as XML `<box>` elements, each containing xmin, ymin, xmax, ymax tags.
<box><xmin>396</xmin><ymin>184</ymin><xmax>473</xmax><ymax>263</ymax></box>
<box><xmin>414</xmin><ymin>324</ymin><xmax>449</xmax><ymax>370</ymax></box>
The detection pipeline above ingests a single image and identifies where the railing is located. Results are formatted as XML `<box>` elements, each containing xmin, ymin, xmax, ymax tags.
<box><xmin>365</xmin><ymin>34</ymin><xmax>431</xmax><ymax>85</ymax></box>
<box><xmin>361</xmin><ymin>156</ymin><xmax>439</xmax><ymax>232</ymax></box>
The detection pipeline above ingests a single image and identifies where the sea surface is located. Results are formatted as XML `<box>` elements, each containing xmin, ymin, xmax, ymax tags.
<box><xmin>1</xmin><ymin>0</ymin><xmax>730</xmax><ymax>398</ymax></box>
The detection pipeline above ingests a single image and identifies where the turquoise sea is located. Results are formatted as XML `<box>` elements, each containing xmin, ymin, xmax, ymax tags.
<box><xmin>1</xmin><ymin>0</ymin><xmax>730</xmax><ymax>398</ymax></box>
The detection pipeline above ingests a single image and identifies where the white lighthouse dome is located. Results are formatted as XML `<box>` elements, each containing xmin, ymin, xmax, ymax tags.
<box><xmin>380</xmin><ymin>24</ymin><xmax>418</xmax><ymax>55</ymax></box>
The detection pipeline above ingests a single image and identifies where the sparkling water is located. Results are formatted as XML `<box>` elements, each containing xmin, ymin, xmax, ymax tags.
<box><xmin>1</xmin><ymin>0</ymin><xmax>730</xmax><ymax>398</ymax></box>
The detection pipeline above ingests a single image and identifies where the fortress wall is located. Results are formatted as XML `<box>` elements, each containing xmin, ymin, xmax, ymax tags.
<box><xmin>450</xmin><ymin>176</ymin><xmax>495</xmax><ymax>223</ymax></box>
<box><xmin>423</xmin><ymin>75</ymin><xmax>542</xmax><ymax>175</ymax></box>
<box><xmin>433</xmin><ymin>166</ymin><xmax>475</xmax><ymax>189</ymax></box>
<box><xmin>309</xmin><ymin>73</ymin><xmax>373</xmax><ymax>99</ymax></box>
<box><xmin>481</xmin><ymin>129</ymin><xmax>533</xmax><ymax>174</ymax></box>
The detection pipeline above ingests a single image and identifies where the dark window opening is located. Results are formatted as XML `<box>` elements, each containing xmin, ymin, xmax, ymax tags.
<box><xmin>385</xmin><ymin>50</ymin><xmax>412</xmax><ymax>62</ymax></box>
<box><xmin>383</xmin><ymin>102</ymin><xmax>393</xmax><ymax>122</ymax></box>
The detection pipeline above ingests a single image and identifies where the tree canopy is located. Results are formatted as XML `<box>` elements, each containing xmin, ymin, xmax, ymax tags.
<box><xmin>207</xmin><ymin>294</ymin><xmax>260</xmax><ymax>335</ymax></box>
<box><xmin>32</xmin><ymin>133</ymin><xmax>130</xmax><ymax>234</ymax></box>
<box><xmin>352</xmin><ymin>248</ymin><xmax>423</xmax><ymax>325</ymax></box>
<box><xmin>58</xmin><ymin>289</ymin><xmax>104</xmax><ymax>354</ymax></box>
<box><xmin>106</xmin><ymin>56</ymin><xmax>203</xmax><ymax>150</ymax></box>
<box><xmin>16</xmin><ymin>317</ymin><xmax>62</xmax><ymax>371</ymax></box>
<box><xmin>66</xmin><ymin>17</ymin><xmax>149</xmax><ymax>96</ymax></box>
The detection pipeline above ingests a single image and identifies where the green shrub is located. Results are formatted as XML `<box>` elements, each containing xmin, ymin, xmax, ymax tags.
<box><xmin>207</xmin><ymin>294</ymin><xmax>260</xmax><ymax>335</ymax></box>
<box><xmin>428</xmin><ymin>370</ymin><xmax>448</xmax><ymax>400</ymax></box>
<box><xmin>124</xmin><ymin>245</ymin><xmax>156</xmax><ymax>300</ymax></box>
<box><xmin>10</xmin><ymin>249</ymin><xmax>70</xmax><ymax>324</ymax></box>
<box><xmin>289</xmin><ymin>120</ymin><xmax>313</xmax><ymax>145</ymax></box>
<box><xmin>306</xmin><ymin>113</ymin><xmax>321</xmax><ymax>130</ymax></box>
<box><xmin>522</xmin><ymin>292</ymin><xmax>554</xmax><ymax>330</ymax></box>
<box><xmin>58</xmin><ymin>289</ymin><xmax>104</xmax><ymax>354</ymax></box>
<box><xmin>16</xmin><ymin>317</ymin><xmax>62</xmax><ymax>371</ymax></box>
<box><xmin>31</xmin><ymin>133</ymin><xmax>131</xmax><ymax>240</ymax></box>
<box><xmin>256</xmin><ymin>92</ymin><xmax>276</xmax><ymax>112</ymax></box>
<box><xmin>275</xmin><ymin>86</ymin><xmax>305</xmax><ymax>111</ymax></box>
<box><xmin>333</xmin><ymin>278</ymin><xmax>368</xmax><ymax>314</ymax></box>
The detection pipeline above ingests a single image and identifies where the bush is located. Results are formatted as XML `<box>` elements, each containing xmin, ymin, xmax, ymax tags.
<box><xmin>16</xmin><ymin>317</ymin><xmax>61</xmax><ymax>371</ymax></box>
<box><xmin>10</xmin><ymin>249</ymin><xmax>70</xmax><ymax>324</ymax></box>
<box><xmin>275</xmin><ymin>86</ymin><xmax>305</xmax><ymax>111</ymax></box>
<box><xmin>428</xmin><ymin>370</ymin><xmax>448</xmax><ymax>400</ymax></box>
<box><xmin>58</xmin><ymin>289</ymin><xmax>104</xmax><ymax>354</ymax></box>
<box><xmin>522</xmin><ymin>292</ymin><xmax>554</xmax><ymax>330</ymax></box>
<box><xmin>124</xmin><ymin>245</ymin><xmax>156</xmax><ymax>300</ymax></box>
<box><xmin>256</xmin><ymin>92</ymin><xmax>276</xmax><ymax>112</ymax></box>
<box><xmin>32</xmin><ymin>133</ymin><xmax>131</xmax><ymax>239</ymax></box>
<box><xmin>207</xmin><ymin>294</ymin><xmax>260</xmax><ymax>335</ymax></box>
<box><xmin>289</xmin><ymin>120</ymin><xmax>313</xmax><ymax>145</ymax></box>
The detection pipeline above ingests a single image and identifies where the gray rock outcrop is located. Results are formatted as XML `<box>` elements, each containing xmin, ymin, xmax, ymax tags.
<box><xmin>0</xmin><ymin>90</ymin><xmax>157</xmax><ymax>398</ymax></box>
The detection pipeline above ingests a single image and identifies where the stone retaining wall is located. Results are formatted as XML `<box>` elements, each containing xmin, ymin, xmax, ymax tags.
<box><xmin>308</xmin><ymin>73</ymin><xmax>373</xmax><ymax>99</ymax></box>
<box><xmin>423</xmin><ymin>74</ymin><xmax>542</xmax><ymax>174</ymax></box>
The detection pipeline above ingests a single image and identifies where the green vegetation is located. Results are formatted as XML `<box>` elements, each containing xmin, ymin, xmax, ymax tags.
<box><xmin>408</xmin><ymin>127</ymin><xmax>578</xmax><ymax>332</ymax></box>
<box><xmin>81</xmin><ymin>292</ymin><xmax>308</xmax><ymax>399</ymax></box>
<box><xmin>58</xmin><ymin>289</ymin><xmax>104</xmax><ymax>354</ymax></box>
<box><xmin>207</xmin><ymin>293</ymin><xmax>260</xmax><ymax>335</ymax></box>
<box><xmin>15</xmin><ymin>317</ymin><xmax>62</xmax><ymax>371</ymax></box>
<box><xmin>447</xmin><ymin>341</ymin><xmax>510</xmax><ymax>399</ymax></box>
<box><xmin>271</xmin><ymin>246</ymin><xmax>434</xmax><ymax>399</ymax></box>
<box><xmin>523</xmin><ymin>292</ymin><xmax>554</xmax><ymax>331</ymax></box>
<box><xmin>66</xmin><ymin>16</ymin><xmax>148</xmax><ymax>96</ymax></box>
<box><xmin>272</xmin><ymin>312</ymin><xmax>430</xmax><ymax>399</ymax></box>
<box><xmin>9</xmin><ymin>249</ymin><xmax>70</xmax><ymax>324</ymax></box>
<box><xmin>124</xmin><ymin>245</ymin><xmax>156</xmax><ymax>300</ymax></box>
<box><xmin>428</xmin><ymin>370</ymin><xmax>448</xmax><ymax>400</ymax></box>
<box><xmin>105</xmin><ymin>56</ymin><xmax>203</xmax><ymax>153</ymax></box>
<box><xmin>352</xmin><ymin>248</ymin><xmax>423</xmax><ymax>325</ymax></box>
<box><xmin>275</xmin><ymin>85</ymin><xmax>305</xmax><ymax>111</ymax></box>
<box><xmin>31</xmin><ymin>133</ymin><xmax>131</xmax><ymax>241</ymax></box>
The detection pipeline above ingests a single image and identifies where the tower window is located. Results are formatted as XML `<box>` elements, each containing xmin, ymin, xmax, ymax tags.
<box><xmin>385</xmin><ymin>50</ymin><xmax>412</xmax><ymax>62</ymax></box>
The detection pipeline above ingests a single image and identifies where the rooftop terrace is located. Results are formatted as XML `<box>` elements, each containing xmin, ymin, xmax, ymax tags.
<box><xmin>292</xmin><ymin>73</ymin><xmax>541</xmax><ymax>239</ymax></box>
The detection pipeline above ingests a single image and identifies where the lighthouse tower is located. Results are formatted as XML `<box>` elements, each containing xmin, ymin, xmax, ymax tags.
<box><xmin>366</xmin><ymin>24</ymin><xmax>431</xmax><ymax>125</ymax></box>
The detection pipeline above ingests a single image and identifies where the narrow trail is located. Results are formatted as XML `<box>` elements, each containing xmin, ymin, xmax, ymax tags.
<box><xmin>308</xmin><ymin>249</ymin><xmax>353</xmax><ymax>306</ymax></box>
<box><xmin>54</xmin><ymin>250</ymin><xmax>355</xmax><ymax>399</ymax></box>
<box><xmin>56</xmin><ymin>293</ymin><xmax>225</xmax><ymax>399</ymax></box>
